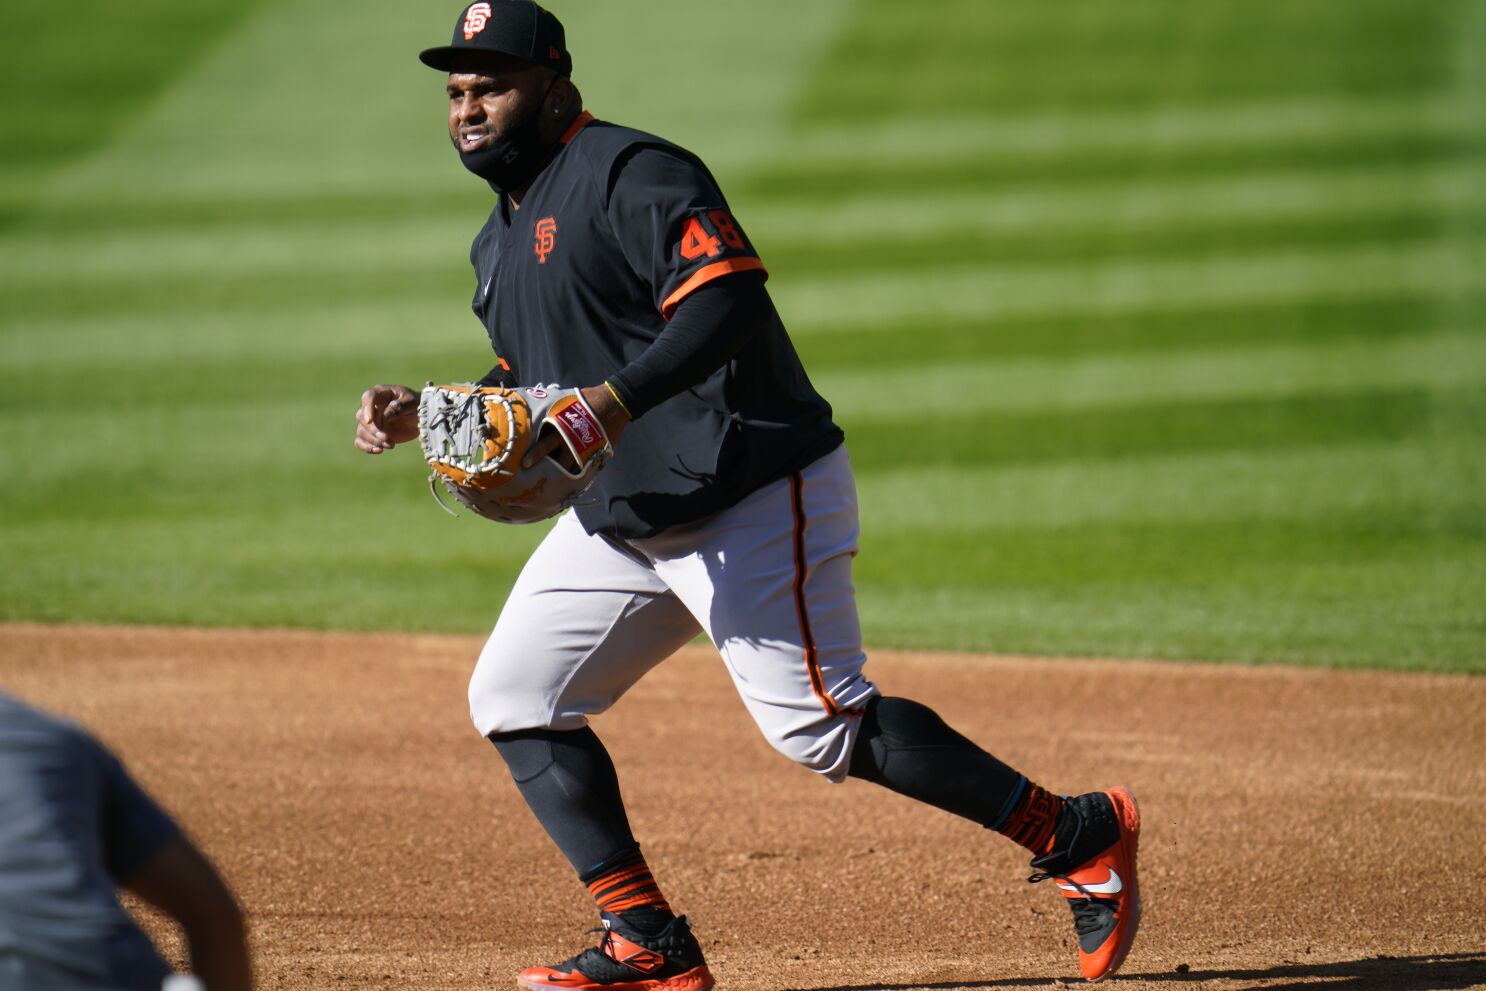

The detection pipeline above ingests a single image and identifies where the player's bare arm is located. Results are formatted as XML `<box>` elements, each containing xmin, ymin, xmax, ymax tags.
<box><xmin>124</xmin><ymin>834</ymin><xmax>253</xmax><ymax>991</ymax></box>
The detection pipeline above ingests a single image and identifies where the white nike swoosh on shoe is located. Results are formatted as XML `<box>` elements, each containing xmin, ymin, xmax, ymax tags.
<box><xmin>1058</xmin><ymin>868</ymin><xmax>1122</xmax><ymax>895</ymax></box>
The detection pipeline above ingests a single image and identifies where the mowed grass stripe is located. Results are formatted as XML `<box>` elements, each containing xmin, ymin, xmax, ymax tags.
<box><xmin>746</xmin><ymin>162</ymin><xmax>1483</xmax><ymax>245</ymax></box>
<box><xmin>859</xmin><ymin>515</ymin><xmax>1484</xmax><ymax>592</ymax></box>
<box><xmin>743</xmin><ymin>131</ymin><xmax>1478</xmax><ymax>203</ymax></box>
<box><xmin>0</xmin><ymin>515</ymin><xmax>549</xmax><ymax>631</ymax></box>
<box><xmin>853</xmin><ymin>439</ymin><xmax>1484</xmax><ymax>533</ymax></box>
<box><xmin>819</xmin><ymin>331</ymin><xmax>1485</xmax><ymax>417</ymax></box>
<box><xmin>10</xmin><ymin>161</ymin><xmax>1476</xmax><ymax>291</ymax></box>
<box><xmin>0</xmin><ymin>271</ymin><xmax>478</xmax><ymax>327</ymax></box>
<box><xmin>0</xmin><ymin>0</ymin><xmax>270</xmax><ymax>217</ymax></box>
<box><xmin>851</xmin><ymin>559</ymin><xmax>1484</xmax><ymax>669</ymax></box>
<box><xmin>7</xmin><ymin>337</ymin><xmax>1476</xmax><ymax>510</ymax></box>
<box><xmin>4</xmin><ymin>402</ymin><xmax>1473</xmax><ymax>545</ymax></box>
<box><xmin>778</xmin><ymin>94</ymin><xmax>1474</xmax><ymax>172</ymax></box>
<box><xmin>774</xmin><ymin>239</ymin><xmax>1483</xmax><ymax>331</ymax></box>
<box><xmin>6</xmin><ymin>188</ymin><xmax>494</xmax><ymax>236</ymax></box>
<box><xmin>0</xmin><ymin>215</ymin><xmax>477</xmax><ymax>285</ymax></box>
<box><xmin>763</xmin><ymin>212</ymin><xmax>1475</xmax><ymax>281</ymax></box>
<box><xmin>25</xmin><ymin>1</ymin><xmax>843</xmax><ymax>212</ymax></box>
<box><xmin>0</xmin><ymin>392</ymin><xmax>481</xmax><ymax>520</ymax></box>
<box><xmin>10</xmin><ymin>94</ymin><xmax>1472</xmax><ymax>236</ymax></box>
<box><xmin>5</xmin><ymin>181</ymin><xmax>1475</xmax><ymax>330</ymax></box>
<box><xmin>801</xmin><ymin>0</ymin><xmax>1456</xmax><ymax>119</ymax></box>
<box><xmin>792</xmin><ymin>296</ymin><xmax>1450</xmax><ymax>370</ymax></box>
<box><xmin>4</xmin><ymin>470</ymin><xmax>1477</xmax><ymax>662</ymax></box>
<box><xmin>8</xmin><ymin>207</ymin><xmax>1476</xmax><ymax>324</ymax></box>
<box><xmin>7</xmin><ymin>326</ymin><xmax>1475</xmax><ymax>427</ymax></box>
<box><xmin>844</xmin><ymin>389</ymin><xmax>1441</xmax><ymax>473</ymax></box>
<box><xmin>0</xmin><ymin>386</ymin><xmax>1443</xmax><ymax>504</ymax></box>
<box><xmin>820</xmin><ymin>0</ymin><xmax>1442</xmax><ymax>56</ymax></box>
<box><xmin>3</xmin><ymin>296</ymin><xmax>1456</xmax><ymax>398</ymax></box>
<box><xmin>853</xmin><ymin>487</ymin><xmax>1482</xmax><ymax>667</ymax></box>
<box><xmin>0</xmin><ymin>296</ymin><xmax>487</xmax><ymax>373</ymax></box>
<box><xmin>5</xmin><ymin>187</ymin><xmax>1474</xmax><ymax>331</ymax></box>
<box><xmin>774</xmin><ymin>95</ymin><xmax>1479</xmax><ymax>170</ymax></box>
<box><xmin>818</xmin><ymin>42</ymin><xmax>1443</xmax><ymax>116</ymax></box>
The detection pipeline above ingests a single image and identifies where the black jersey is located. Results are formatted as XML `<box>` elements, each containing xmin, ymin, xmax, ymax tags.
<box><xmin>469</xmin><ymin>115</ymin><xmax>843</xmax><ymax>538</ymax></box>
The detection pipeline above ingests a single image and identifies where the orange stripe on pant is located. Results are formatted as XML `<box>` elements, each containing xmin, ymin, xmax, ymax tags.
<box><xmin>789</xmin><ymin>471</ymin><xmax>843</xmax><ymax>718</ymax></box>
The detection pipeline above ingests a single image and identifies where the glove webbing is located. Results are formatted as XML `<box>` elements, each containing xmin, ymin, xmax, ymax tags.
<box><xmin>424</xmin><ymin>388</ymin><xmax>520</xmax><ymax>517</ymax></box>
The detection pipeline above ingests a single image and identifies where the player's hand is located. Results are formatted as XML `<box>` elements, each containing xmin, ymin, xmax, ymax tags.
<box><xmin>356</xmin><ymin>384</ymin><xmax>420</xmax><ymax>454</ymax></box>
<box><xmin>521</xmin><ymin>384</ymin><xmax>630</xmax><ymax>470</ymax></box>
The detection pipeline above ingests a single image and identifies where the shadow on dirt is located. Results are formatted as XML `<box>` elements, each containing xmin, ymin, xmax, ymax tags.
<box><xmin>786</xmin><ymin>951</ymin><xmax>1486</xmax><ymax>991</ymax></box>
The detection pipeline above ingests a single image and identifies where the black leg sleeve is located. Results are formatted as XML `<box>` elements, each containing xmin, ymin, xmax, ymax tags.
<box><xmin>488</xmin><ymin>726</ymin><xmax>639</xmax><ymax>876</ymax></box>
<box><xmin>847</xmin><ymin>696</ymin><xmax>1027</xmax><ymax>828</ymax></box>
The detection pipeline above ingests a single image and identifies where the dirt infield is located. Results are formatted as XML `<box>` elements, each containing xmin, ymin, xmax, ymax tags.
<box><xmin>1</xmin><ymin>624</ymin><xmax>1483</xmax><ymax>990</ymax></box>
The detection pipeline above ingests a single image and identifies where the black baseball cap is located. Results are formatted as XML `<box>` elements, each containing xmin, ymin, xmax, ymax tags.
<box><xmin>419</xmin><ymin>1</ymin><xmax>572</xmax><ymax>77</ymax></box>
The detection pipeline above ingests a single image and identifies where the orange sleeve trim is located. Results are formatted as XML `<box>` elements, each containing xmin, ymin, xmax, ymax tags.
<box><xmin>659</xmin><ymin>257</ymin><xmax>767</xmax><ymax>319</ymax></box>
<box><xmin>559</xmin><ymin>111</ymin><xmax>595</xmax><ymax>145</ymax></box>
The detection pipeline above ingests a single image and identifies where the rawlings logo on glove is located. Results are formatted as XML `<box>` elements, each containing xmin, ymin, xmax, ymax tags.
<box><xmin>417</xmin><ymin>383</ymin><xmax>612</xmax><ymax>524</ymax></box>
<box><xmin>545</xmin><ymin>392</ymin><xmax>608</xmax><ymax>467</ymax></box>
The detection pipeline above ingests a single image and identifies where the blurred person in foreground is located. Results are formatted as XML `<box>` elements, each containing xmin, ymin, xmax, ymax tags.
<box><xmin>0</xmin><ymin>692</ymin><xmax>251</xmax><ymax>991</ymax></box>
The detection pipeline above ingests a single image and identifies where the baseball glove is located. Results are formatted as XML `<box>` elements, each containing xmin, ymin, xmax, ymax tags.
<box><xmin>416</xmin><ymin>382</ymin><xmax>611</xmax><ymax>524</ymax></box>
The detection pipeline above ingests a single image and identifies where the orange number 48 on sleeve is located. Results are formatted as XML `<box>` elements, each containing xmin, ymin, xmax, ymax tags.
<box><xmin>679</xmin><ymin>210</ymin><xmax>747</xmax><ymax>261</ymax></box>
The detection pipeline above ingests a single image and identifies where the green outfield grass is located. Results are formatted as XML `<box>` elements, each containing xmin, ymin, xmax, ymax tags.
<box><xmin>2</xmin><ymin>0</ymin><xmax>1482</xmax><ymax>670</ymax></box>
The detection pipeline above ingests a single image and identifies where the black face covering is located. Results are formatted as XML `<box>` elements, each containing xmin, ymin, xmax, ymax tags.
<box><xmin>457</xmin><ymin>76</ymin><xmax>559</xmax><ymax>195</ymax></box>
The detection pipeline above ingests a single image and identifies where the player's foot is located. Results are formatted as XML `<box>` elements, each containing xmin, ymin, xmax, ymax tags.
<box><xmin>517</xmin><ymin>912</ymin><xmax>714</xmax><ymax>991</ymax></box>
<box><xmin>1028</xmin><ymin>786</ymin><xmax>1141</xmax><ymax>982</ymax></box>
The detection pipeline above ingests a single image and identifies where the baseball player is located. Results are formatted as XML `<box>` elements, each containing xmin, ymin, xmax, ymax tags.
<box><xmin>0</xmin><ymin>693</ymin><xmax>252</xmax><ymax>991</ymax></box>
<box><xmin>354</xmin><ymin>3</ymin><xmax>1141</xmax><ymax>987</ymax></box>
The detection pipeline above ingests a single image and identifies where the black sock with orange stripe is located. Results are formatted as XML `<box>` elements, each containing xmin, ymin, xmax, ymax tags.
<box><xmin>581</xmin><ymin>845</ymin><xmax>674</xmax><ymax>936</ymax></box>
<box><xmin>991</xmin><ymin>779</ymin><xmax>1066</xmax><ymax>856</ymax></box>
<box><xmin>488</xmin><ymin>729</ymin><xmax>680</xmax><ymax>936</ymax></box>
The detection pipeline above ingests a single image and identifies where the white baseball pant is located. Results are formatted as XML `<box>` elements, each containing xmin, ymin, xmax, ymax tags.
<box><xmin>468</xmin><ymin>444</ymin><xmax>879</xmax><ymax>781</ymax></box>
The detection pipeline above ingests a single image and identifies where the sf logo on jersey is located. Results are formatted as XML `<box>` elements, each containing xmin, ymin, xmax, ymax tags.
<box><xmin>534</xmin><ymin>217</ymin><xmax>557</xmax><ymax>263</ymax></box>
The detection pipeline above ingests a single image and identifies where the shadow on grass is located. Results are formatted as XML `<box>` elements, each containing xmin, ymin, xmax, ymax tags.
<box><xmin>784</xmin><ymin>950</ymin><xmax>1486</xmax><ymax>991</ymax></box>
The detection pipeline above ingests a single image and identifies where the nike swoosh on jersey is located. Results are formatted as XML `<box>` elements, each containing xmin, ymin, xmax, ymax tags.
<box><xmin>1058</xmin><ymin>868</ymin><xmax>1123</xmax><ymax>895</ymax></box>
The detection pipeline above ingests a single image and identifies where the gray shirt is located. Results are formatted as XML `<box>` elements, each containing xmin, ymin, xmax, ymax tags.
<box><xmin>0</xmin><ymin>694</ymin><xmax>177</xmax><ymax>990</ymax></box>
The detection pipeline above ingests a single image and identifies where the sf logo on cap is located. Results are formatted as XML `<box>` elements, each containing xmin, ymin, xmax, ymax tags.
<box><xmin>463</xmin><ymin>2</ymin><xmax>492</xmax><ymax>40</ymax></box>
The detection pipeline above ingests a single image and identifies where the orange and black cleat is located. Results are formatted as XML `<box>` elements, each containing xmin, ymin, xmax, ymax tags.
<box><xmin>518</xmin><ymin>913</ymin><xmax>714</xmax><ymax>991</ymax></box>
<box><xmin>1028</xmin><ymin>787</ymin><xmax>1142</xmax><ymax>982</ymax></box>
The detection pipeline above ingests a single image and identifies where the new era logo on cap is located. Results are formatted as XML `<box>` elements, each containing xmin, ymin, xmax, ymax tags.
<box><xmin>463</xmin><ymin>2</ymin><xmax>492</xmax><ymax>39</ymax></box>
